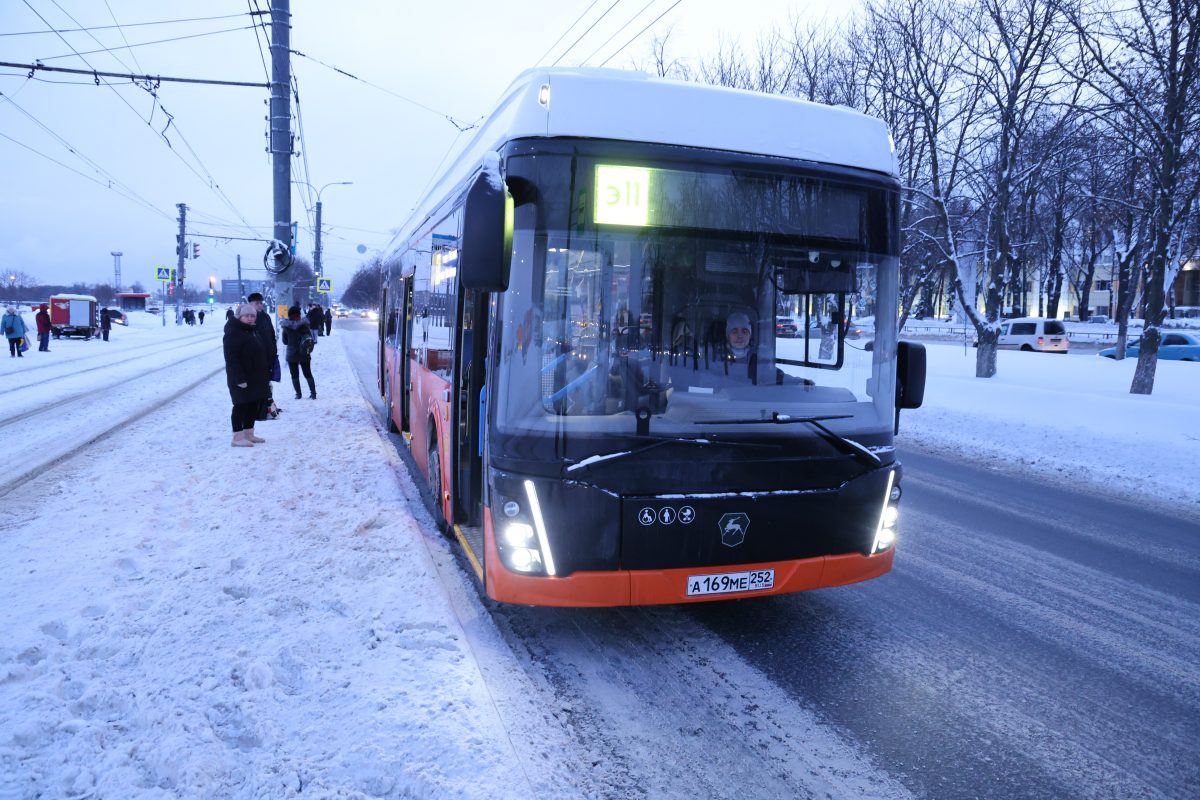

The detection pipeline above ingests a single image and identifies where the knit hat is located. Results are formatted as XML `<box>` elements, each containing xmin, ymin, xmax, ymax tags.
<box><xmin>236</xmin><ymin>302</ymin><xmax>258</xmax><ymax>318</ymax></box>
<box><xmin>39</xmin><ymin>304</ymin><xmax>48</xmax><ymax>311</ymax></box>
<box><xmin>5</xmin><ymin>307</ymin><xmax>15</xmax><ymax>314</ymax></box>
<box><xmin>288</xmin><ymin>306</ymin><xmax>302</xmax><ymax>320</ymax></box>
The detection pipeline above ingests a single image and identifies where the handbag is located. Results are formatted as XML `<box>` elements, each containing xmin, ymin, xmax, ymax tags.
<box><xmin>270</xmin><ymin>355</ymin><xmax>281</xmax><ymax>382</ymax></box>
<box><xmin>19</xmin><ymin>337</ymin><xmax>29</xmax><ymax>353</ymax></box>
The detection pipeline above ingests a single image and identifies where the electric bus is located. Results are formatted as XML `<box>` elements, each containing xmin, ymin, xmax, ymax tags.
<box><xmin>378</xmin><ymin>68</ymin><xmax>925</xmax><ymax>606</ymax></box>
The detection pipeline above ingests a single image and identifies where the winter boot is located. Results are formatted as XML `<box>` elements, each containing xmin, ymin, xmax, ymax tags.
<box><xmin>246</xmin><ymin>428</ymin><xmax>266</xmax><ymax>443</ymax></box>
<box><xmin>295</xmin><ymin>390</ymin><xmax>302</xmax><ymax>400</ymax></box>
<box><xmin>309</xmin><ymin>389</ymin><xmax>316</xmax><ymax>400</ymax></box>
<box><xmin>231</xmin><ymin>431</ymin><xmax>254</xmax><ymax>447</ymax></box>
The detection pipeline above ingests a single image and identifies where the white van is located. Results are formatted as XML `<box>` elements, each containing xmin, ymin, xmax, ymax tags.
<box><xmin>998</xmin><ymin>317</ymin><xmax>1069</xmax><ymax>353</ymax></box>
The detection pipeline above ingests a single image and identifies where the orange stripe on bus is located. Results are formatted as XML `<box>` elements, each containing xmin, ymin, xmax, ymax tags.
<box><xmin>481</xmin><ymin>507</ymin><xmax>895</xmax><ymax>607</ymax></box>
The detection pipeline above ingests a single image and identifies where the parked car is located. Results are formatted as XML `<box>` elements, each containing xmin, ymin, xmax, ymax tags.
<box><xmin>105</xmin><ymin>308</ymin><xmax>128</xmax><ymax>326</ymax></box>
<box><xmin>998</xmin><ymin>317</ymin><xmax>1069</xmax><ymax>353</ymax></box>
<box><xmin>1087</xmin><ymin>315</ymin><xmax>1110</xmax><ymax>324</ymax></box>
<box><xmin>1099</xmin><ymin>332</ymin><xmax>1200</xmax><ymax>361</ymax></box>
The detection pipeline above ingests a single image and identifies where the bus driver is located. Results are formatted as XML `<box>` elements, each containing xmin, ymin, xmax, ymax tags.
<box><xmin>724</xmin><ymin>312</ymin><xmax>753</xmax><ymax>362</ymax></box>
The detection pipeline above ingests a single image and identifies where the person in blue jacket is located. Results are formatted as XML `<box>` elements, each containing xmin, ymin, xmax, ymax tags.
<box><xmin>2</xmin><ymin>306</ymin><xmax>28</xmax><ymax>357</ymax></box>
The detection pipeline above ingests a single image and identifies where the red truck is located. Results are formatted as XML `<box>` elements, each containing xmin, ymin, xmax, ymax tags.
<box><xmin>49</xmin><ymin>294</ymin><xmax>98</xmax><ymax>339</ymax></box>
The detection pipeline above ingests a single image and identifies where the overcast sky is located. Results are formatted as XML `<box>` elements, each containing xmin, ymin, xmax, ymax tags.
<box><xmin>1</xmin><ymin>1</ymin><xmax>850</xmax><ymax>295</ymax></box>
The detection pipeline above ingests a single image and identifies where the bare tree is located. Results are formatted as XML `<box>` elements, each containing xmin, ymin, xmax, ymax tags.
<box><xmin>1064</xmin><ymin>0</ymin><xmax>1200</xmax><ymax>393</ymax></box>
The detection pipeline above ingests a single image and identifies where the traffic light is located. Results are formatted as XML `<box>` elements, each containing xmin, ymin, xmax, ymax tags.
<box><xmin>175</xmin><ymin>233</ymin><xmax>183</xmax><ymax>256</ymax></box>
<box><xmin>192</xmin><ymin>243</ymin><xmax>200</xmax><ymax>258</ymax></box>
<box><xmin>208</xmin><ymin>276</ymin><xmax>215</xmax><ymax>304</ymax></box>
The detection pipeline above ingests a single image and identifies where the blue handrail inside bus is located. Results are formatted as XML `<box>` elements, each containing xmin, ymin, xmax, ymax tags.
<box><xmin>540</xmin><ymin>351</ymin><xmax>571</xmax><ymax>374</ymax></box>
<box><xmin>544</xmin><ymin>364</ymin><xmax>602</xmax><ymax>404</ymax></box>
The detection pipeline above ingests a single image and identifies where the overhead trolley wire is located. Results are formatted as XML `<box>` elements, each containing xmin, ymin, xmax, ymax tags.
<box><xmin>579</xmin><ymin>0</ymin><xmax>660</xmax><ymax>66</ymax></box>
<box><xmin>551</xmin><ymin>0</ymin><xmax>625</xmax><ymax>67</ymax></box>
<box><xmin>535</xmin><ymin>0</ymin><xmax>602</xmax><ymax>66</ymax></box>
<box><xmin>599</xmin><ymin>0</ymin><xmax>684</xmax><ymax>67</ymax></box>
<box><xmin>246</xmin><ymin>0</ymin><xmax>271</xmax><ymax>83</ymax></box>
<box><xmin>0</xmin><ymin>61</ymin><xmax>268</xmax><ymax>88</ymax></box>
<box><xmin>289</xmin><ymin>49</ymin><xmax>478</xmax><ymax>132</ymax></box>
<box><xmin>101</xmin><ymin>0</ymin><xmax>144</xmax><ymax>74</ymax></box>
<box><xmin>19</xmin><ymin>1</ymin><xmax>261</xmax><ymax>239</ymax></box>
<box><xmin>34</xmin><ymin>25</ymin><xmax>261</xmax><ymax>62</ymax></box>
<box><xmin>0</xmin><ymin>11</ymin><xmax>253</xmax><ymax>37</ymax></box>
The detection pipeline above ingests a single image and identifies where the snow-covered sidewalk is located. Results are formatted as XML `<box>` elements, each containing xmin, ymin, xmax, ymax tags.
<box><xmin>0</xmin><ymin>327</ymin><xmax>561</xmax><ymax>799</ymax></box>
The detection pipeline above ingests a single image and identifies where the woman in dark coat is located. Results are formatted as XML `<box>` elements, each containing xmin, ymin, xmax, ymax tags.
<box><xmin>280</xmin><ymin>305</ymin><xmax>317</xmax><ymax>400</ymax></box>
<box><xmin>224</xmin><ymin>303</ymin><xmax>270</xmax><ymax>447</ymax></box>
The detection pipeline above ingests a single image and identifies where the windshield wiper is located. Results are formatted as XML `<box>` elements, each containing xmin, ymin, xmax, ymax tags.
<box><xmin>700</xmin><ymin>412</ymin><xmax>882</xmax><ymax>468</ymax></box>
<box><xmin>565</xmin><ymin>436</ymin><xmax>779</xmax><ymax>474</ymax></box>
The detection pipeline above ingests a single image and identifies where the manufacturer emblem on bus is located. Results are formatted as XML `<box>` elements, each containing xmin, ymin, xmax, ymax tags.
<box><xmin>718</xmin><ymin>513</ymin><xmax>749</xmax><ymax>547</ymax></box>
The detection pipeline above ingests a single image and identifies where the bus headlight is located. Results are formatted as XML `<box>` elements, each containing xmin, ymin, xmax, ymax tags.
<box><xmin>502</xmin><ymin>522</ymin><xmax>535</xmax><ymax>548</ymax></box>
<box><xmin>872</xmin><ymin>471</ymin><xmax>899</xmax><ymax>554</ymax></box>
<box><xmin>508</xmin><ymin>547</ymin><xmax>543</xmax><ymax>572</ymax></box>
<box><xmin>491</xmin><ymin>481</ymin><xmax>557</xmax><ymax>576</ymax></box>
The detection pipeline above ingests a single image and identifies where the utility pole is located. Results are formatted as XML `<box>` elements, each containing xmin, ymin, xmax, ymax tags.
<box><xmin>269</xmin><ymin>0</ymin><xmax>293</xmax><ymax>314</ymax></box>
<box><xmin>175</xmin><ymin>203</ymin><xmax>187</xmax><ymax>325</ymax></box>
<box><xmin>110</xmin><ymin>251</ymin><xmax>122</xmax><ymax>293</ymax></box>
<box><xmin>302</xmin><ymin>180</ymin><xmax>351</xmax><ymax>307</ymax></box>
<box><xmin>314</xmin><ymin>198</ymin><xmax>323</xmax><ymax>288</ymax></box>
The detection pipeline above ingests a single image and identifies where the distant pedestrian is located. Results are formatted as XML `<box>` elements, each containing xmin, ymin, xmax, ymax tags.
<box><xmin>323</xmin><ymin>306</ymin><xmax>332</xmax><ymax>336</ymax></box>
<box><xmin>224</xmin><ymin>302</ymin><xmax>269</xmax><ymax>447</ymax></box>
<box><xmin>307</xmin><ymin>303</ymin><xmax>324</xmax><ymax>337</ymax></box>
<box><xmin>246</xmin><ymin>292</ymin><xmax>281</xmax><ymax>419</ymax></box>
<box><xmin>281</xmin><ymin>305</ymin><xmax>317</xmax><ymax>400</ymax></box>
<box><xmin>198</xmin><ymin>309</ymin><xmax>206</xmax><ymax>325</ymax></box>
<box><xmin>35</xmin><ymin>304</ymin><xmax>51</xmax><ymax>351</ymax></box>
<box><xmin>2</xmin><ymin>306</ymin><xmax>27</xmax><ymax>357</ymax></box>
<box><xmin>100</xmin><ymin>308</ymin><xmax>112</xmax><ymax>341</ymax></box>
<box><xmin>226</xmin><ymin>306</ymin><xmax>235</xmax><ymax>322</ymax></box>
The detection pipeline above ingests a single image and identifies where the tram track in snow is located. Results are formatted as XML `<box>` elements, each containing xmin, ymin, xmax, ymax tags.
<box><xmin>4</xmin><ymin>330</ymin><xmax>217</xmax><ymax>393</ymax></box>
<box><xmin>0</xmin><ymin>356</ymin><xmax>226</xmax><ymax>499</ymax></box>
<box><xmin>0</xmin><ymin>343</ymin><xmax>222</xmax><ymax>433</ymax></box>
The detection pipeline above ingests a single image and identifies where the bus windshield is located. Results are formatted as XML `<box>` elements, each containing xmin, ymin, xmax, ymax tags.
<box><xmin>494</xmin><ymin>152</ymin><xmax>899</xmax><ymax>450</ymax></box>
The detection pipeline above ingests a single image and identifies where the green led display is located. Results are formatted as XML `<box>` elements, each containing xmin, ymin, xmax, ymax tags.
<box><xmin>594</xmin><ymin>165</ymin><xmax>650</xmax><ymax>226</ymax></box>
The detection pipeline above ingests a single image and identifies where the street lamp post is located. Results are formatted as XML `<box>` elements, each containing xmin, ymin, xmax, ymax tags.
<box><xmin>294</xmin><ymin>180</ymin><xmax>352</xmax><ymax>304</ymax></box>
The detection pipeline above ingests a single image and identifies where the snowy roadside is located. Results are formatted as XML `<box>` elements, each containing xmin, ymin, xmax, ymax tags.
<box><xmin>898</xmin><ymin>342</ymin><xmax>1200</xmax><ymax>513</ymax></box>
<box><xmin>0</xmin><ymin>326</ymin><xmax>575</xmax><ymax>800</ymax></box>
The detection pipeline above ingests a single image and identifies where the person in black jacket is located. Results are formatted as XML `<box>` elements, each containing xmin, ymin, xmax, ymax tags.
<box><xmin>99</xmin><ymin>307</ymin><xmax>111</xmax><ymax>341</ymax></box>
<box><xmin>281</xmin><ymin>305</ymin><xmax>317</xmax><ymax>400</ymax></box>
<box><xmin>224</xmin><ymin>303</ymin><xmax>269</xmax><ymax>447</ymax></box>
<box><xmin>307</xmin><ymin>303</ymin><xmax>325</xmax><ymax>337</ymax></box>
<box><xmin>323</xmin><ymin>305</ymin><xmax>332</xmax><ymax>336</ymax></box>
<box><xmin>246</xmin><ymin>292</ymin><xmax>281</xmax><ymax>419</ymax></box>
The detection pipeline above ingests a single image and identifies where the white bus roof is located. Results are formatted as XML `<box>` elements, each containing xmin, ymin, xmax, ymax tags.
<box><xmin>392</xmin><ymin>68</ymin><xmax>897</xmax><ymax>252</ymax></box>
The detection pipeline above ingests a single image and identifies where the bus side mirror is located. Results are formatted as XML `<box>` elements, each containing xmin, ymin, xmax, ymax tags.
<box><xmin>897</xmin><ymin>340</ymin><xmax>926</xmax><ymax>410</ymax></box>
<box><xmin>459</xmin><ymin>171</ymin><xmax>513</xmax><ymax>291</ymax></box>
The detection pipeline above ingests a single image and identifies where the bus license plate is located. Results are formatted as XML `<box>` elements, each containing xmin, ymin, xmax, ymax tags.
<box><xmin>686</xmin><ymin>569</ymin><xmax>775</xmax><ymax>596</ymax></box>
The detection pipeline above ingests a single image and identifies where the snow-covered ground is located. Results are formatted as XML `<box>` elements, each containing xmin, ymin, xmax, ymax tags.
<box><xmin>0</xmin><ymin>312</ymin><xmax>1195</xmax><ymax>798</ymax></box>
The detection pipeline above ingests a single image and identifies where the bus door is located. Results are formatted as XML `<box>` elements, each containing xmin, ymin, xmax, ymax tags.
<box><xmin>399</xmin><ymin>275</ymin><xmax>414</xmax><ymax>432</ymax></box>
<box><xmin>453</xmin><ymin>287</ymin><xmax>489</xmax><ymax>526</ymax></box>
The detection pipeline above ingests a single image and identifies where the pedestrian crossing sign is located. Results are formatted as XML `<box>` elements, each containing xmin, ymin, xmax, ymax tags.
<box><xmin>317</xmin><ymin>277</ymin><xmax>332</xmax><ymax>293</ymax></box>
<box><xmin>156</xmin><ymin>266</ymin><xmax>173</xmax><ymax>282</ymax></box>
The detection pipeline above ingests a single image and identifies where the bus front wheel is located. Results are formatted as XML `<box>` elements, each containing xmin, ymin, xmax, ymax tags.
<box><xmin>428</xmin><ymin>432</ymin><xmax>450</xmax><ymax>536</ymax></box>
